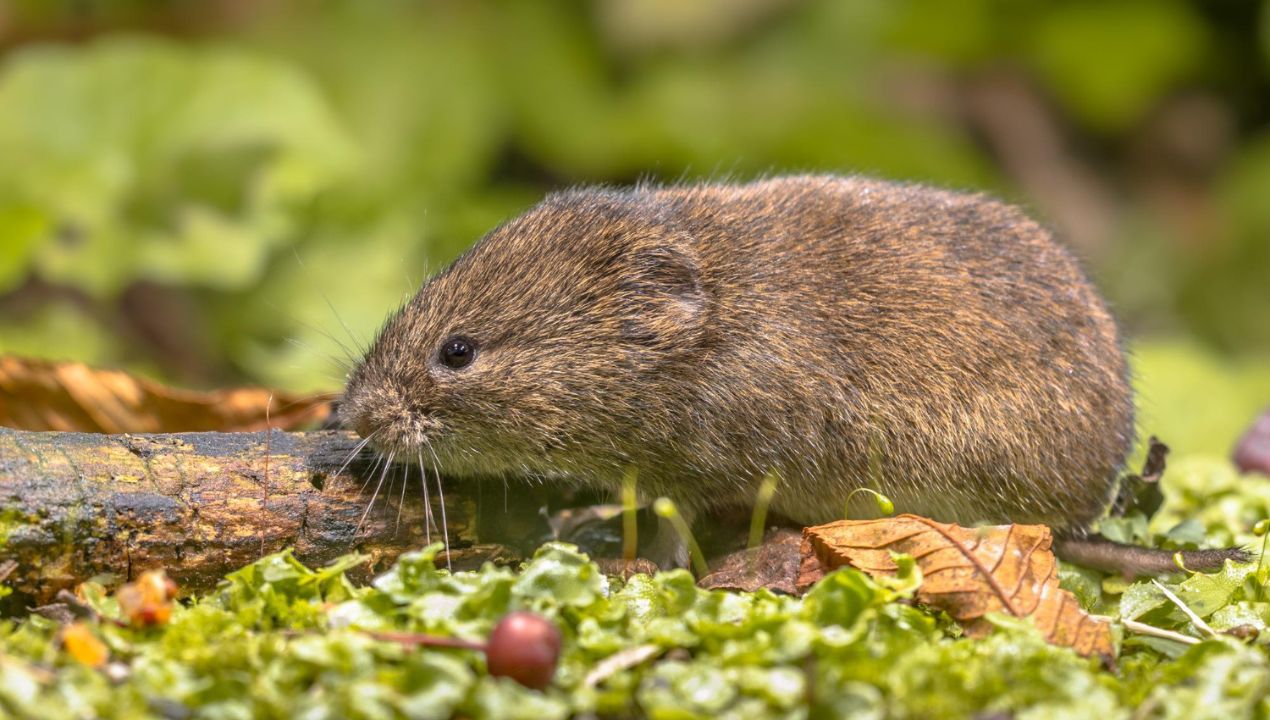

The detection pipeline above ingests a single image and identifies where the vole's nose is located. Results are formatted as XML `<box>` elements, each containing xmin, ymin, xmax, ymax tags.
<box><xmin>339</xmin><ymin>403</ymin><xmax>375</xmax><ymax>439</ymax></box>
<box><xmin>352</xmin><ymin>415</ymin><xmax>375</xmax><ymax>440</ymax></box>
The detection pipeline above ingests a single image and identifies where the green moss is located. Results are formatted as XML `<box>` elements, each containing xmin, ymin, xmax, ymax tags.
<box><xmin>2</xmin><ymin>459</ymin><xmax>1269</xmax><ymax>718</ymax></box>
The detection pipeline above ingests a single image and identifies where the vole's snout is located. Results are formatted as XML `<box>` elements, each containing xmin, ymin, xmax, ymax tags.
<box><xmin>336</xmin><ymin>385</ymin><xmax>377</xmax><ymax>440</ymax></box>
<box><xmin>350</xmin><ymin>413</ymin><xmax>376</xmax><ymax>441</ymax></box>
<box><xmin>340</xmin><ymin>381</ymin><xmax>445</xmax><ymax>452</ymax></box>
<box><xmin>376</xmin><ymin>411</ymin><xmax>444</xmax><ymax>452</ymax></box>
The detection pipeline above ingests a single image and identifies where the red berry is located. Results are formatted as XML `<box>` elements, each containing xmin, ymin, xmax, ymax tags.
<box><xmin>1234</xmin><ymin>409</ymin><xmax>1270</xmax><ymax>475</ymax></box>
<box><xmin>484</xmin><ymin>611</ymin><xmax>562</xmax><ymax>690</ymax></box>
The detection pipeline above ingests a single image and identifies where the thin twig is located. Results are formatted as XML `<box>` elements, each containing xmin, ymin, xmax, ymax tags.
<box><xmin>582</xmin><ymin>644</ymin><xmax>663</xmax><ymax>688</ymax></box>
<box><xmin>0</xmin><ymin>559</ymin><xmax>17</xmax><ymax>584</ymax></box>
<box><xmin>1151</xmin><ymin>579</ymin><xmax>1216</xmax><ymax>637</ymax></box>
<box><xmin>1122</xmin><ymin>618</ymin><xmax>1201</xmax><ymax>646</ymax></box>
<box><xmin>366</xmin><ymin>630</ymin><xmax>486</xmax><ymax>652</ymax></box>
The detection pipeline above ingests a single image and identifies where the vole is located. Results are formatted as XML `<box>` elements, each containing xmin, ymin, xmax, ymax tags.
<box><xmin>340</xmin><ymin>175</ymin><xmax>1244</xmax><ymax>576</ymax></box>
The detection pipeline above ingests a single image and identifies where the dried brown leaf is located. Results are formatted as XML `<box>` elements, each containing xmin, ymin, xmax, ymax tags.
<box><xmin>798</xmin><ymin>513</ymin><xmax>1114</xmax><ymax>661</ymax></box>
<box><xmin>0</xmin><ymin>355</ymin><xmax>331</xmax><ymax>433</ymax></box>
<box><xmin>697</xmin><ymin>528</ymin><xmax>802</xmax><ymax>594</ymax></box>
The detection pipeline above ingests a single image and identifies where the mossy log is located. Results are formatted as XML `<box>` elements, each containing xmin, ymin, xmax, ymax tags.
<box><xmin>0</xmin><ymin>428</ymin><xmax>540</xmax><ymax>605</ymax></box>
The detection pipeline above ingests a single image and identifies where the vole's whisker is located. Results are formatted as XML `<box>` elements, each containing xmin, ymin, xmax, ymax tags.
<box><xmin>395</xmin><ymin>461</ymin><xmax>409</xmax><ymax>535</ymax></box>
<box><xmin>290</xmin><ymin>391</ymin><xmax>343</xmax><ymax>402</ymax></box>
<box><xmin>298</xmin><ymin>307</ymin><xmax>361</xmax><ymax>368</ymax></box>
<box><xmin>360</xmin><ymin>451</ymin><xmax>388</xmax><ymax>494</ymax></box>
<box><xmin>323</xmin><ymin>294</ymin><xmax>368</xmax><ymax>358</ymax></box>
<box><xmin>337</xmin><ymin>433</ymin><xmax>376</xmax><ymax>474</ymax></box>
<box><xmin>290</xmin><ymin>339</ymin><xmax>354</xmax><ymax>373</ymax></box>
<box><xmin>355</xmin><ymin>450</ymin><xmax>395</xmax><ymax>536</ymax></box>
<box><xmin>423</xmin><ymin>440</ymin><xmax>451</xmax><ymax>571</ymax></box>
<box><xmin>334</xmin><ymin>430</ymin><xmax>378</xmax><ymax>481</ymax></box>
<box><xmin>283</xmin><ymin>327</ymin><xmax>355</xmax><ymax>373</ymax></box>
<box><xmin>263</xmin><ymin>288</ymin><xmax>357</xmax><ymax>374</ymax></box>
<box><xmin>269</xmin><ymin>391</ymin><xmax>345</xmax><ymax>419</ymax></box>
<box><xmin>417</xmin><ymin>450</ymin><xmax>433</xmax><ymax>545</ymax></box>
<box><xmin>384</xmin><ymin>472</ymin><xmax>396</xmax><ymax>520</ymax></box>
<box><xmin>436</xmin><ymin>473</ymin><xmax>450</xmax><ymax>571</ymax></box>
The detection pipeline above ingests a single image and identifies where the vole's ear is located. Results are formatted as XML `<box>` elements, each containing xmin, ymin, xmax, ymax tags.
<box><xmin>621</xmin><ymin>242</ymin><xmax>706</xmax><ymax>346</ymax></box>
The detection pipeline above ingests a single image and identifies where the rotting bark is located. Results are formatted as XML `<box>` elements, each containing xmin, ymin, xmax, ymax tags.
<box><xmin>0</xmin><ymin>428</ymin><xmax>541</xmax><ymax>605</ymax></box>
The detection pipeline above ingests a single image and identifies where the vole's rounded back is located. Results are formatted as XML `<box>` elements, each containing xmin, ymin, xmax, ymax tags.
<box><xmin>342</xmin><ymin>175</ymin><xmax>1134</xmax><ymax>535</ymax></box>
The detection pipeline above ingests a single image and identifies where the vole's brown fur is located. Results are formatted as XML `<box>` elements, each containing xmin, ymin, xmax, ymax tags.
<box><xmin>342</xmin><ymin>175</ymin><xmax>1240</xmax><ymax>574</ymax></box>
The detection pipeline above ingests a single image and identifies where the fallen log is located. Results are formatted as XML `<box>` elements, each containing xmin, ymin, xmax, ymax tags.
<box><xmin>0</xmin><ymin>428</ymin><xmax>542</xmax><ymax>605</ymax></box>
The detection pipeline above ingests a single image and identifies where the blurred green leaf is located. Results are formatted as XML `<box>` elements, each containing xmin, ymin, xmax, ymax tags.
<box><xmin>1027</xmin><ymin>0</ymin><xmax>1208</xmax><ymax>131</ymax></box>
<box><xmin>1137</xmin><ymin>640</ymin><xmax>1270</xmax><ymax>719</ymax></box>
<box><xmin>1132</xmin><ymin>340</ymin><xmax>1270</xmax><ymax>457</ymax></box>
<box><xmin>0</xmin><ymin>205</ymin><xmax>46</xmax><ymax>293</ymax></box>
<box><xmin>1210</xmin><ymin>601</ymin><xmax>1270</xmax><ymax>633</ymax></box>
<box><xmin>1152</xmin><ymin>455</ymin><xmax>1270</xmax><ymax>547</ymax></box>
<box><xmin>0</xmin><ymin>36</ymin><xmax>356</xmax><ymax>296</ymax></box>
<box><xmin>0</xmin><ymin>301</ymin><xmax>116</xmax><ymax>366</ymax></box>
<box><xmin>1174</xmin><ymin>132</ymin><xmax>1270</xmax><ymax>355</ymax></box>
<box><xmin>886</xmin><ymin>0</ymin><xmax>999</xmax><ymax>65</ymax></box>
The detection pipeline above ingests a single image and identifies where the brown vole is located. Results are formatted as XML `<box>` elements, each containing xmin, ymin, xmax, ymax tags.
<box><xmin>341</xmin><ymin>175</ymin><xmax>1243</xmax><ymax>575</ymax></box>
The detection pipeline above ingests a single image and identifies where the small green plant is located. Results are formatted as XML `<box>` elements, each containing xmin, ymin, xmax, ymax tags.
<box><xmin>844</xmin><ymin>487</ymin><xmax>896</xmax><ymax>519</ymax></box>
<box><xmin>652</xmin><ymin>497</ymin><xmax>709</xmax><ymax>576</ymax></box>
<box><xmin>1254</xmin><ymin>518</ymin><xmax>1270</xmax><ymax>589</ymax></box>
<box><xmin>747</xmin><ymin>469</ymin><xmax>781</xmax><ymax>550</ymax></box>
<box><xmin>621</xmin><ymin>466</ymin><xmax>640</xmax><ymax>562</ymax></box>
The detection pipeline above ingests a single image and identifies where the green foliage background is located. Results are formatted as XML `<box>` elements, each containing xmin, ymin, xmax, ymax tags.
<box><xmin>0</xmin><ymin>0</ymin><xmax>1268</xmax><ymax>452</ymax></box>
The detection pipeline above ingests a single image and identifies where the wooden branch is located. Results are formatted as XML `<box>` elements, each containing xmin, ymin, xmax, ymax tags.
<box><xmin>0</xmin><ymin>428</ymin><xmax>535</xmax><ymax>604</ymax></box>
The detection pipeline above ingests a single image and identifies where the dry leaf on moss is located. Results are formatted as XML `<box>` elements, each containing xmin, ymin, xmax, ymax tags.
<box><xmin>62</xmin><ymin>621</ymin><xmax>109</xmax><ymax>668</ymax></box>
<box><xmin>0</xmin><ymin>355</ymin><xmax>331</xmax><ymax>433</ymax></box>
<box><xmin>697</xmin><ymin>528</ymin><xmax>803</xmax><ymax>594</ymax></box>
<box><xmin>798</xmin><ymin>513</ymin><xmax>1114</xmax><ymax>661</ymax></box>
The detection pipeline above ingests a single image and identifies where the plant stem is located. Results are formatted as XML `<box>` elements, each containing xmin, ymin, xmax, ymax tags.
<box><xmin>367</xmin><ymin>631</ymin><xmax>486</xmax><ymax>652</ymax></box>
<box><xmin>653</xmin><ymin>497</ymin><xmax>708</xmax><ymax>577</ymax></box>
<box><xmin>1151</xmin><ymin>579</ymin><xmax>1216</xmax><ymax>637</ymax></box>
<box><xmin>1121</xmin><ymin>619</ymin><xmax>1200</xmax><ymax>646</ymax></box>
<box><xmin>748</xmin><ymin>470</ymin><xmax>780</xmax><ymax>550</ymax></box>
<box><xmin>622</xmin><ymin>466</ymin><xmax>639</xmax><ymax>562</ymax></box>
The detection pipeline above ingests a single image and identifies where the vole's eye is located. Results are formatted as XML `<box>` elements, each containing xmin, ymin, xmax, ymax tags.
<box><xmin>439</xmin><ymin>336</ymin><xmax>476</xmax><ymax>370</ymax></box>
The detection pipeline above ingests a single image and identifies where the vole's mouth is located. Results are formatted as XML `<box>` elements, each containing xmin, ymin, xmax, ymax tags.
<box><xmin>342</xmin><ymin>402</ymin><xmax>445</xmax><ymax>456</ymax></box>
<box><xmin>366</xmin><ymin>418</ymin><xmax>444</xmax><ymax>454</ymax></box>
